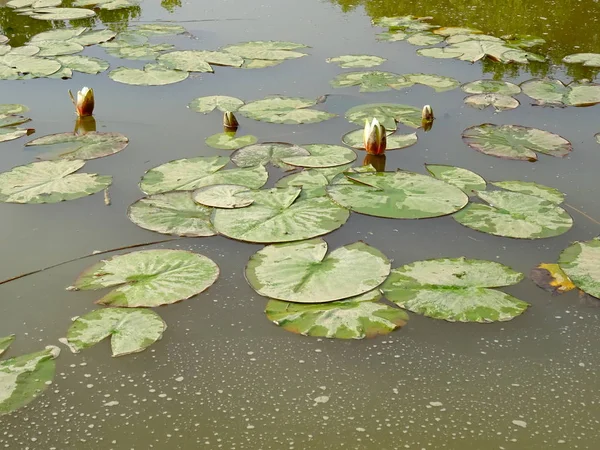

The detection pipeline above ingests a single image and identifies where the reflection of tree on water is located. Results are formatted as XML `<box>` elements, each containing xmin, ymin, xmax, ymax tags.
<box><xmin>161</xmin><ymin>0</ymin><xmax>181</xmax><ymax>13</ymax></box>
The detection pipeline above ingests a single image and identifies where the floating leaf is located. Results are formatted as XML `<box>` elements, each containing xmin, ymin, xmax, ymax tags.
<box><xmin>326</xmin><ymin>171</ymin><xmax>468</xmax><ymax>219</ymax></box>
<box><xmin>0</xmin><ymin>104</ymin><xmax>28</xmax><ymax>115</ymax></box>
<box><xmin>418</xmin><ymin>37</ymin><xmax>544</xmax><ymax>63</ymax></box>
<box><xmin>265</xmin><ymin>289</ymin><xmax>407</xmax><ymax>339</ymax></box>
<box><xmin>73</xmin><ymin>0</ymin><xmax>138</xmax><ymax>10</ymax></box>
<box><xmin>29</xmin><ymin>27</ymin><xmax>86</xmax><ymax>42</ymax></box>
<box><xmin>530</xmin><ymin>263</ymin><xmax>576</xmax><ymax>295</ymax></box>
<box><xmin>491</xmin><ymin>180</ymin><xmax>564</xmax><ymax>204</ymax></box>
<box><xmin>454</xmin><ymin>190</ymin><xmax>573</xmax><ymax>239</ymax></box>
<box><xmin>280</xmin><ymin>144</ymin><xmax>356</xmax><ymax>168</ymax></box>
<box><xmin>246</xmin><ymin>238</ymin><xmax>390</xmax><ymax>303</ymax></box>
<box><xmin>140</xmin><ymin>156</ymin><xmax>267</xmax><ymax>195</ymax></box>
<box><xmin>26</xmin><ymin>132</ymin><xmax>128</xmax><ymax>160</ymax></box>
<box><xmin>402</xmin><ymin>73</ymin><xmax>460</xmax><ymax>91</ymax></box>
<box><xmin>136</xmin><ymin>24</ymin><xmax>186</xmax><ymax>36</ymax></box>
<box><xmin>425</xmin><ymin>164</ymin><xmax>486</xmax><ymax>194</ymax></box>
<box><xmin>559</xmin><ymin>239</ymin><xmax>600</xmax><ymax>299</ymax></box>
<box><xmin>238</xmin><ymin>96</ymin><xmax>335</xmax><ymax>124</ymax></box>
<box><xmin>0</xmin><ymin>127</ymin><xmax>31</xmax><ymax>143</ymax></box>
<box><xmin>382</xmin><ymin>257</ymin><xmax>528</xmax><ymax>322</ymax></box>
<box><xmin>205</xmin><ymin>132</ymin><xmax>257</xmax><ymax>150</ymax></box>
<box><xmin>345</xmin><ymin>103</ymin><xmax>421</xmax><ymax>131</ymax></box>
<box><xmin>212</xmin><ymin>187</ymin><xmax>349</xmax><ymax>243</ymax></box>
<box><xmin>433</xmin><ymin>27</ymin><xmax>482</xmax><ymax>36</ymax></box>
<box><xmin>128</xmin><ymin>192</ymin><xmax>216</xmax><ymax>237</ymax></box>
<box><xmin>464</xmin><ymin>94</ymin><xmax>519</xmax><ymax>111</ymax></box>
<box><xmin>0</xmin><ymin>335</ymin><xmax>14</xmax><ymax>356</ymax></box>
<box><xmin>0</xmin><ymin>160</ymin><xmax>111</xmax><ymax>204</ymax></box>
<box><xmin>231</xmin><ymin>142</ymin><xmax>309</xmax><ymax>170</ymax></box>
<box><xmin>521</xmin><ymin>79</ymin><xmax>600</xmax><ymax>107</ymax></box>
<box><xmin>376</xmin><ymin>30</ymin><xmax>408</xmax><ymax>42</ymax></box>
<box><xmin>275</xmin><ymin>164</ymin><xmax>354</xmax><ymax>189</ymax></box>
<box><xmin>193</xmin><ymin>185</ymin><xmax>253</xmax><ymax>209</ymax></box>
<box><xmin>562</xmin><ymin>53</ymin><xmax>600</xmax><ymax>68</ymax></box>
<box><xmin>158</xmin><ymin>50</ymin><xmax>243</xmax><ymax>72</ymax></box>
<box><xmin>74</xmin><ymin>249</ymin><xmax>219</xmax><ymax>307</ymax></box>
<box><xmin>66</xmin><ymin>308</ymin><xmax>165</xmax><ymax>357</ymax></box>
<box><xmin>0</xmin><ymin>115</ymin><xmax>30</xmax><ymax>128</ymax></box>
<box><xmin>109</xmin><ymin>63</ymin><xmax>189</xmax><ymax>86</ymax></box>
<box><xmin>462</xmin><ymin>124</ymin><xmax>571</xmax><ymax>161</ymax></box>
<box><xmin>240</xmin><ymin>59</ymin><xmax>283</xmax><ymax>69</ymax></box>
<box><xmin>330</xmin><ymin>71</ymin><xmax>406</xmax><ymax>92</ymax></box>
<box><xmin>503</xmin><ymin>34</ymin><xmax>546</xmax><ymax>49</ymax></box>
<box><xmin>342</xmin><ymin>129</ymin><xmax>417</xmax><ymax>151</ymax></box>
<box><xmin>462</xmin><ymin>79</ymin><xmax>521</xmax><ymax>95</ymax></box>
<box><xmin>372</xmin><ymin>15</ymin><xmax>436</xmax><ymax>31</ymax></box>
<box><xmin>55</xmin><ymin>55</ymin><xmax>109</xmax><ymax>74</ymax></box>
<box><xmin>105</xmin><ymin>31</ymin><xmax>148</xmax><ymax>47</ymax></box>
<box><xmin>326</xmin><ymin>54</ymin><xmax>386</xmax><ymax>68</ymax></box>
<box><xmin>221</xmin><ymin>41</ymin><xmax>307</xmax><ymax>60</ymax></box>
<box><xmin>32</xmin><ymin>40</ymin><xmax>83</xmax><ymax>57</ymax></box>
<box><xmin>188</xmin><ymin>95</ymin><xmax>244</xmax><ymax>113</ymax></box>
<box><xmin>406</xmin><ymin>32</ymin><xmax>444</xmax><ymax>46</ymax></box>
<box><xmin>0</xmin><ymin>52</ymin><xmax>61</xmax><ymax>77</ymax></box>
<box><xmin>0</xmin><ymin>345</ymin><xmax>60</xmax><ymax>416</ymax></box>
<box><xmin>103</xmin><ymin>43</ymin><xmax>173</xmax><ymax>60</ymax></box>
<box><xmin>70</xmin><ymin>29</ymin><xmax>117</xmax><ymax>46</ymax></box>
<box><xmin>28</xmin><ymin>7</ymin><xmax>96</xmax><ymax>20</ymax></box>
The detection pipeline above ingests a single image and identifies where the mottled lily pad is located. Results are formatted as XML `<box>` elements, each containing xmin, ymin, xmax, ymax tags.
<box><xmin>0</xmin><ymin>104</ymin><xmax>28</xmax><ymax>115</ymax></box>
<box><xmin>0</xmin><ymin>127</ymin><xmax>32</xmax><ymax>143</ymax></box>
<box><xmin>32</xmin><ymin>40</ymin><xmax>83</xmax><ymax>57</ymax></box>
<box><xmin>28</xmin><ymin>7</ymin><xmax>96</xmax><ymax>20</ymax></box>
<box><xmin>326</xmin><ymin>54</ymin><xmax>386</xmax><ymax>68</ymax></box>
<box><xmin>238</xmin><ymin>96</ymin><xmax>335</xmax><ymax>124</ymax></box>
<box><xmin>418</xmin><ymin>37</ymin><xmax>544</xmax><ymax>63</ymax></box>
<box><xmin>246</xmin><ymin>238</ymin><xmax>391</xmax><ymax>303</ymax></box>
<box><xmin>109</xmin><ymin>63</ymin><xmax>188</xmax><ymax>86</ymax></box>
<box><xmin>157</xmin><ymin>50</ymin><xmax>243</xmax><ymax>72</ymax></box>
<box><xmin>66</xmin><ymin>308</ymin><xmax>165</xmax><ymax>357</ymax></box>
<box><xmin>70</xmin><ymin>29</ymin><xmax>117</xmax><ymax>46</ymax></box>
<box><xmin>231</xmin><ymin>142</ymin><xmax>309</xmax><ymax>170</ymax></box>
<box><xmin>372</xmin><ymin>15</ymin><xmax>436</xmax><ymax>32</ymax></box>
<box><xmin>188</xmin><ymin>95</ymin><xmax>244</xmax><ymax>114</ymax></box>
<box><xmin>221</xmin><ymin>41</ymin><xmax>308</xmax><ymax>60</ymax></box>
<box><xmin>425</xmin><ymin>164</ymin><xmax>486</xmax><ymax>194</ymax></box>
<box><xmin>521</xmin><ymin>79</ymin><xmax>600</xmax><ymax>107</ymax></box>
<box><xmin>382</xmin><ymin>257</ymin><xmax>528</xmax><ymax>322</ymax></box>
<box><xmin>462</xmin><ymin>79</ymin><xmax>521</xmax><ymax>95</ymax></box>
<box><xmin>205</xmin><ymin>132</ymin><xmax>257</xmax><ymax>150</ymax></box>
<box><xmin>136</xmin><ymin>24</ymin><xmax>186</xmax><ymax>36</ymax></box>
<box><xmin>454</xmin><ymin>190</ymin><xmax>573</xmax><ymax>239</ymax></box>
<box><xmin>562</xmin><ymin>53</ymin><xmax>600</xmax><ymax>68</ymax></box>
<box><xmin>559</xmin><ymin>238</ymin><xmax>600</xmax><ymax>299</ymax></box>
<box><xmin>345</xmin><ymin>103</ymin><xmax>422</xmax><ymax>131</ymax></box>
<box><xmin>26</xmin><ymin>132</ymin><xmax>128</xmax><ymax>160</ymax></box>
<box><xmin>103</xmin><ymin>43</ymin><xmax>173</xmax><ymax>60</ymax></box>
<box><xmin>0</xmin><ymin>52</ymin><xmax>61</xmax><ymax>77</ymax></box>
<box><xmin>55</xmin><ymin>55</ymin><xmax>109</xmax><ymax>74</ymax></box>
<box><xmin>280</xmin><ymin>144</ymin><xmax>356</xmax><ymax>168</ymax></box>
<box><xmin>491</xmin><ymin>180</ymin><xmax>564</xmax><ymax>204</ymax></box>
<box><xmin>464</xmin><ymin>94</ymin><xmax>519</xmax><ymax>111</ymax></box>
<box><xmin>73</xmin><ymin>249</ymin><xmax>219</xmax><ymax>307</ymax></box>
<box><xmin>331</xmin><ymin>71</ymin><xmax>458</xmax><ymax>93</ymax></box>
<box><xmin>193</xmin><ymin>185</ymin><xmax>253</xmax><ymax>209</ymax></box>
<box><xmin>0</xmin><ymin>115</ymin><xmax>30</xmax><ymax>128</ymax></box>
<box><xmin>342</xmin><ymin>129</ymin><xmax>417</xmax><ymax>151</ymax></box>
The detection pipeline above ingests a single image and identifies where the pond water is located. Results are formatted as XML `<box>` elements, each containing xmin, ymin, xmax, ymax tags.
<box><xmin>1</xmin><ymin>0</ymin><xmax>600</xmax><ymax>449</ymax></box>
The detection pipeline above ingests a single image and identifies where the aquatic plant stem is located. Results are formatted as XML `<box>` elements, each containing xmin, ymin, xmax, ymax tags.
<box><xmin>564</xmin><ymin>203</ymin><xmax>600</xmax><ymax>226</ymax></box>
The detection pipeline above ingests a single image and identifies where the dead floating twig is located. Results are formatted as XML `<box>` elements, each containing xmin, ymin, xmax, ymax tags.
<box><xmin>564</xmin><ymin>203</ymin><xmax>600</xmax><ymax>226</ymax></box>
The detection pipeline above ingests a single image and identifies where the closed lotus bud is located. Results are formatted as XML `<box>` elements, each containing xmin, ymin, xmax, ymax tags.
<box><xmin>223</xmin><ymin>111</ymin><xmax>239</xmax><ymax>129</ymax></box>
<box><xmin>422</xmin><ymin>104</ymin><xmax>434</xmax><ymax>122</ymax></box>
<box><xmin>422</xmin><ymin>119</ymin><xmax>433</xmax><ymax>132</ymax></box>
<box><xmin>69</xmin><ymin>87</ymin><xmax>94</xmax><ymax>117</ymax></box>
<box><xmin>363</xmin><ymin>118</ymin><xmax>386</xmax><ymax>155</ymax></box>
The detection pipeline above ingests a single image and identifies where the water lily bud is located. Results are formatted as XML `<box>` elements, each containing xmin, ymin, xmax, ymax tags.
<box><xmin>422</xmin><ymin>104</ymin><xmax>434</xmax><ymax>122</ymax></box>
<box><xmin>74</xmin><ymin>116</ymin><xmax>97</xmax><ymax>135</ymax></box>
<box><xmin>363</xmin><ymin>154</ymin><xmax>386</xmax><ymax>172</ymax></box>
<box><xmin>69</xmin><ymin>87</ymin><xmax>94</xmax><ymax>117</ymax></box>
<box><xmin>363</xmin><ymin>118</ymin><xmax>386</xmax><ymax>155</ymax></box>
<box><xmin>223</xmin><ymin>111</ymin><xmax>239</xmax><ymax>129</ymax></box>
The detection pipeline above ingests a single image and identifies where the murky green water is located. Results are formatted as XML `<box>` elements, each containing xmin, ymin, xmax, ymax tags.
<box><xmin>1</xmin><ymin>0</ymin><xmax>600</xmax><ymax>448</ymax></box>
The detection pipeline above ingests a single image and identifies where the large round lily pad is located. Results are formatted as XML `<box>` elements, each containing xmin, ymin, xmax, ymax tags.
<box><xmin>66</xmin><ymin>308</ymin><xmax>166</xmax><ymax>357</ymax></box>
<box><xmin>331</xmin><ymin>71</ymin><xmax>458</xmax><ymax>93</ymax></box>
<box><xmin>74</xmin><ymin>249</ymin><xmax>219</xmax><ymax>307</ymax></box>
<box><xmin>26</xmin><ymin>132</ymin><xmax>128</xmax><ymax>160</ymax></box>
<box><xmin>0</xmin><ymin>159</ymin><xmax>111</xmax><ymax>204</ymax></box>
<box><xmin>461</xmin><ymin>80</ymin><xmax>521</xmax><ymax>95</ymax></box>
<box><xmin>103</xmin><ymin>43</ymin><xmax>174</xmax><ymax>60</ymax></box>
<box><xmin>55</xmin><ymin>55</ymin><xmax>109</xmax><ymax>74</ymax></box>
<box><xmin>212</xmin><ymin>187</ymin><xmax>350</xmax><ymax>243</ymax></box>
<box><xmin>220</xmin><ymin>41</ymin><xmax>308</xmax><ymax>60</ymax></box>
<box><xmin>382</xmin><ymin>257</ymin><xmax>528</xmax><ymax>322</ymax></box>
<box><xmin>453</xmin><ymin>190</ymin><xmax>573</xmax><ymax>239</ymax></box>
<box><xmin>562</xmin><ymin>53</ymin><xmax>600</xmax><ymax>68</ymax></box>
<box><xmin>326</xmin><ymin>54</ymin><xmax>386</xmax><ymax>68</ymax></box>
<box><xmin>193</xmin><ymin>185</ymin><xmax>253</xmax><ymax>209</ymax></box>
<box><xmin>28</xmin><ymin>7</ymin><xmax>96</xmax><ymax>20</ymax></box>
<box><xmin>521</xmin><ymin>79</ymin><xmax>600</xmax><ymax>107</ymax></box>
<box><xmin>559</xmin><ymin>238</ymin><xmax>600</xmax><ymax>299</ymax></box>
<box><xmin>109</xmin><ymin>63</ymin><xmax>189</xmax><ymax>86</ymax></box>
<box><xmin>128</xmin><ymin>191</ymin><xmax>216</xmax><ymax>237</ymax></box>
<box><xmin>425</xmin><ymin>164</ymin><xmax>486</xmax><ymax>194</ymax></box>
<box><xmin>0</xmin><ymin>104</ymin><xmax>28</xmax><ymax>115</ymax></box>
<box><xmin>0</xmin><ymin>127</ymin><xmax>32</xmax><ymax>143</ymax></box>
<box><xmin>188</xmin><ymin>95</ymin><xmax>244</xmax><ymax>114</ymax></box>
<box><xmin>280</xmin><ymin>144</ymin><xmax>356</xmax><ymax>168</ymax></box>
<box><xmin>158</xmin><ymin>50</ymin><xmax>243</xmax><ymax>72</ymax></box>
<box><xmin>231</xmin><ymin>142</ymin><xmax>310</xmax><ymax>170</ymax></box>
<box><xmin>238</xmin><ymin>96</ymin><xmax>335</xmax><ymax>124</ymax></box>
<box><xmin>265</xmin><ymin>289</ymin><xmax>408</xmax><ymax>339</ymax></box>
<box><xmin>245</xmin><ymin>238</ymin><xmax>391</xmax><ymax>303</ymax></box>
<box><xmin>464</xmin><ymin>94</ymin><xmax>519</xmax><ymax>111</ymax></box>
<box><xmin>0</xmin><ymin>52</ymin><xmax>61</xmax><ymax>77</ymax></box>
<box><xmin>205</xmin><ymin>132</ymin><xmax>257</xmax><ymax>150</ymax></box>
<box><xmin>345</xmin><ymin>103</ymin><xmax>422</xmax><ymax>131</ymax></box>
<box><xmin>491</xmin><ymin>180</ymin><xmax>565</xmax><ymax>204</ymax></box>
<box><xmin>326</xmin><ymin>171</ymin><xmax>469</xmax><ymax>219</ymax></box>
<box><xmin>462</xmin><ymin>123</ymin><xmax>572</xmax><ymax>162</ymax></box>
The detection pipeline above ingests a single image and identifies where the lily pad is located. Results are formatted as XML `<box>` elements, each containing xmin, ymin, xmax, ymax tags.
<box><xmin>342</xmin><ymin>129</ymin><xmax>417</xmax><ymax>151</ymax></box>
<box><xmin>32</xmin><ymin>40</ymin><xmax>83</xmax><ymax>57</ymax></box>
<box><xmin>559</xmin><ymin>238</ymin><xmax>600</xmax><ymax>299</ymax></box>
<box><xmin>326</xmin><ymin>54</ymin><xmax>386</xmax><ymax>68</ymax></box>
<box><xmin>326</xmin><ymin>171</ymin><xmax>468</xmax><ymax>219</ymax></box>
<box><xmin>265</xmin><ymin>289</ymin><xmax>408</xmax><ymax>339</ymax></box>
<box><xmin>28</xmin><ymin>7</ymin><xmax>96</xmax><ymax>20</ymax></box>
<box><xmin>188</xmin><ymin>95</ymin><xmax>244</xmax><ymax>114</ymax></box>
<box><xmin>280</xmin><ymin>144</ymin><xmax>356</xmax><ymax>168</ymax></box>
<box><xmin>104</xmin><ymin>31</ymin><xmax>148</xmax><ymax>47</ymax></box>
<box><xmin>491</xmin><ymin>180</ymin><xmax>564</xmax><ymax>204</ymax></box>
<box><xmin>212</xmin><ymin>187</ymin><xmax>350</xmax><ymax>243</ymax></box>
<box><xmin>0</xmin><ymin>52</ymin><xmax>61</xmax><ymax>77</ymax></box>
<box><xmin>128</xmin><ymin>191</ymin><xmax>216</xmax><ymax>237</ymax></box>
<box><xmin>205</xmin><ymin>132</ymin><xmax>257</xmax><ymax>150</ymax></box>
<box><xmin>453</xmin><ymin>190</ymin><xmax>573</xmax><ymax>239</ymax></box>
<box><xmin>418</xmin><ymin>37</ymin><xmax>544</xmax><ymax>63</ymax></box>
<box><xmin>55</xmin><ymin>55</ymin><xmax>109</xmax><ymax>74</ymax></box>
<box><xmin>381</xmin><ymin>257</ymin><xmax>528</xmax><ymax>322</ymax></box>
<box><xmin>231</xmin><ymin>142</ymin><xmax>309</xmax><ymax>170</ymax></box>
<box><xmin>372</xmin><ymin>15</ymin><xmax>436</xmax><ymax>32</ymax></box>
<box><xmin>74</xmin><ymin>249</ymin><xmax>219</xmax><ymax>307</ymax></box>
<box><xmin>403</xmin><ymin>32</ymin><xmax>444</xmax><ymax>46</ymax></box>
<box><xmin>345</xmin><ymin>103</ymin><xmax>422</xmax><ymax>131</ymax></box>
<box><xmin>425</xmin><ymin>164</ymin><xmax>486</xmax><ymax>194</ymax></box>
<box><xmin>520</xmin><ymin>79</ymin><xmax>600</xmax><ymax>107</ymax></box>
<box><xmin>433</xmin><ymin>27</ymin><xmax>482</xmax><ymax>36</ymax></box>
<box><xmin>530</xmin><ymin>263</ymin><xmax>576</xmax><ymax>295</ymax></box>
<box><xmin>221</xmin><ymin>41</ymin><xmax>308</xmax><ymax>60</ymax></box>
<box><xmin>0</xmin><ymin>160</ymin><xmax>111</xmax><ymax>204</ymax></box>
<box><xmin>462</xmin><ymin>79</ymin><xmax>521</xmax><ymax>95</ymax></box>
<box><xmin>0</xmin><ymin>336</ymin><xmax>14</xmax><ymax>356</ymax></box>
<box><xmin>0</xmin><ymin>127</ymin><xmax>32</xmax><ymax>143</ymax></box>
<box><xmin>193</xmin><ymin>185</ymin><xmax>253</xmax><ymax>209</ymax></box>
<box><xmin>275</xmin><ymin>164</ymin><xmax>354</xmax><ymax>189</ymax></box>
<box><xmin>140</xmin><ymin>156</ymin><xmax>268</xmax><ymax>195</ymax></box>
<box><xmin>136</xmin><ymin>24</ymin><xmax>187</xmax><ymax>36</ymax></box>
<box><xmin>562</xmin><ymin>53</ymin><xmax>600</xmax><ymax>67</ymax></box>
<box><xmin>158</xmin><ymin>50</ymin><xmax>243</xmax><ymax>72</ymax></box>
<box><xmin>402</xmin><ymin>73</ymin><xmax>460</xmax><ymax>92</ymax></box>
<box><xmin>464</xmin><ymin>94</ymin><xmax>519</xmax><ymax>111</ymax></box>
<box><xmin>376</xmin><ymin>30</ymin><xmax>408</xmax><ymax>42</ymax></box>
<box><xmin>462</xmin><ymin>124</ymin><xmax>572</xmax><ymax>162</ymax></box>
<box><xmin>109</xmin><ymin>63</ymin><xmax>189</xmax><ymax>86</ymax></box>
<box><xmin>0</xmin><ymin>345</ymin><xmax>60</xmax><ymax>416</ymax></box>
<box><xmin>26</xmin><ymin>132</ymin><xmax>128</xmax><ymax>160</ymax></box>
<box><xmin>238</xmin><ymin>96</ymin><xmax>335</xmax><ymax>124</ymax></box>
<box><xmin>0</xmin><ymin>104</ymin><xmax>28</xmax><ymax>115</ymax></box>
<box><xmin>246</xmin><ymin>238</ymin><xmax>390</xmax><ymax>303</ymax></box>
<box><xmin>66</xmin><ymin>308</ymin><xmax>166</xmax><ymax>357</ymax></box>
<box><xmin>103</xmin><ymin>43</ymin><xmax>174</xmax><ymax>60</ymax></box>
<box><xmin>330</xmin><ymin>71</ymin><xmax>406</xmax><ymax>92</ymax></box>
<box><xmin>0</xmin><ymin>115</ymin><xmax>30</xmax><ymax>128</ymax></box>
<box><xmin>29</xmin><ymin>27</ymin><xmax>86</xmax><ymax>42</ymax></box>
<box><xmin>240</xmin><ymin>59</ymin><xmax>284</xmax><ymax>69</ymax></box>
<box><xmin>70</xmin><ymin>29</ymin><xmax>117</xmax><ymax>46</ymax></box>
<box><xmin>73</xmin><ymin>0</ymin><xmax>138</xmax><ymax>10</ymax></box>
<box><xmin>503</xmin><ymin>34</ymin><xmax>546</xmax><ymax>49</ymax></box>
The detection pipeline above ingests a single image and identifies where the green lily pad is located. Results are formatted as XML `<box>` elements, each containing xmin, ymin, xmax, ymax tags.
<box><xmin>345</xmin><ymin>103</ymin><xmax>422</xmax><ymax>131</ymax></box>
<box><xmin>275</xmin><ymin>164</ymin><xmax>355</xmax><ymax>189</ymax></box>
<box><xmin>342</xmin><ymin>129</ymin><xmax>417</xmax><ymax>151</ymax></box>
<box><xmin>105</xmin><ymin>31</ymin><xmax>148</xmax><ymax>47</ymax></box>
<box><xmin>48</xmin><ymin>66</ymin><xmax>72</xmax><ymax>79</ymax></box>
<box><xmin>0</xmin><ymin>52</ymin><xmax>61</xmax><ymax>77</ymax></box>
<box><xmin>491</xmin><ymin>180</ymin><xmax>564</xmax><ymax>204</ymax></box>
<box><xmin>55</xmin><ymin>55</ymin><xmax>109</xmax><ymax>74</ymax></box>
<box><xmin>73</xmin><ymin>249</ymin><xmax>219</xmax><ymax>307</ymax></box>
<box><xmin>70</xmin><ymin>29</ymin><xmax>117</xmax><ymax>46</ymax></box>
<box><xmin>140</xmin><ymin>156</ymin><xmax>268</xmax><ymax>195</ymax></box>
<box><xmin>32</xmin><ymin>40</ymin><xmax>83</xmax><ymax>57</ymax></box>
<box><xmin>418</xmin><ymin>37</ymin><xmax>544</xmax><ymax>63</ymax></box>
<box><xmin>521</xmin><ymin>79</ymin><xmax>600</xmax><ymax>107</ymax></box>
<box><xmin>136</xmin><ymin>24</ymin><xmax>187</xmax><ymax>36</ymax></box>
<box><xmin>559</xmin><ymin>238</ymin><xmax>600</xmax><ymax>299</ymax></box>
<box><xmin>464</xmin><ymin>94</ymin><xmax>519</xmax><ymax>111</ymax></box>
<box><xmin>372</xmin><ymin>15</ymin><xmax>436</xmax><ymax>31</ymax></box>
<box><xmin>193</xmin><ymin>185</ymin><xmax>253</xmax><ymax>209</ymax></box>
<box><xmin>231</xmin><ymin>142</ymin><xmax>309</xmax><ymax>170</ymax></box>
<box><xmin>128</xmin><ymin>191</ymin><xmax>216</xmax><ymax>237</ymax></box>
<box><xmin>330</xmin><ymin>71</ymin><xmax>406</xmax><ymax>92</ymax></box>
<box><xmin>28</xmin><ymin>7</ymin><xmax>96</xmax><ymax>20</ymax></box>
<box><xmin>66</xmin><ymin>308</ymin><xmax>165</xmax><ymax>357</ymax></box>
<box><xmin>109</xmin><ymin>63</ymin><xmax>189</xmax><ymax>86</ymax></box>
<box><xmin>0</xmin><ymin>335</ymin><xmax>15</xmax><ymax>356</ymax></box>
<box><xmin>503</xmin><ymin>34</ymin><xmax>546</xmax><ymax>49</ymax></box>
<box><xmin>453</xmin><ymin>190</ymin><xmax>573</xmax><ymax>239</ymax></box>
<box><xmin>158</xmin><ymin>50</ymin><xmax>243</xmax><ymax>72</ymax></box>
<box><xmin>376</xmin><ymin>30</ymin><xmax>408</xmax><ymax>42</ymax></box>
<box><xmin>246</xmin><ymin>238</ymin><xmax>390</xmax><ymax>303</ymax></box>
<box><xmin>212</xmin><ymin>187</ymin><xmax>350</xmax><ymax>243</ymax></box>
<box><xmin>280</xmin><ymin>144</ymin><xmax>356</xmax><ymax>168</ymax></box>
<box><xmin>238</xmin><ymin>96</ymin><xmax>335</xmax><ymax>124</ymax></box>
<box><xmin>26</xmin><ymin>132</ymin><xmax>128</xmax><ymax>160</ymax></box>
<box><xmin>221</xmin><ymin>41</ymin><xmax>308</xmax><ymax>60</ymax></box>
<box><xmin>205</xmin><ymin>132</ymin><xmax>257</xmax><ymax>150</ymax></box>
<box><xmin>402</xmin><ymin>73</ymin><xmax>460</xmax><ymax>92</ymax></box>
<box><xmin>103</xmin><ymin>43</ymin><xmax>174</xmax><ymax>60</ymax></box>
<box><xmin>462</xmin><ymin>123</ymin><xmax>572</xmax><ymax>162</ymax></box>
<box><xmin>433</xmin><ymin>27</ymin><xmax>482</xmax><ymax>36</ymax></box>
<box><xmin>29</xmin><ymin>27</ymin><xmax>86</xmax><ymax>42</ymax></box>
<box><xmin>73</xmin><ymin>0</ymin><xmax>138</xmax><ymax>10</ymax></box>
<box><xmin>188</xmin><ymin>95</ymin><xmax>244</xmax><ymax>114</ymax></box>
<box><xmin>562</xmin><ymin>53</ymin><xmax>600</xmax><ymax>68</ymax></box>
<box><xmin>406</xmin><ymin>32</ymin><xmax>444</xmax><ymax>46</ymax></box>
<box><xmin>265</xmin><ymin>289</ymin><xmax>408</xmax><ymax>339</ymax></box>
<box><xmin>326</xmin><ymin>171</ymin><xmax>468</xmax><ymax>219</ymax></box>
<box><xmin>382</xmin><ymin>257</ymin><xmax>528</xmax><ymax>322</ymax></box>
<box><xmin>240</xmin><ymin>59</ymin><xmax>284</xmax><ymax>69</ymax></box>
<box><xmin>0</xmin><ymin>115</ymin><xmax>30</xmax><ymax>128</ymax></box>
<box><xmin>0</xmin><ymin>345</ymin><xmax>60</xmax><ymax>416</ymax></box>
<box><xmin>326</xmin><ymin>54</ymin><xmax>386</xmax><ymax>68</ymax></box>
<box><xmin>0</xmin><ymin>127</ymin><xmax>32</xmax><ymax>143</ymax></box>
<box><xmin>425</xmin><ymin>164</ymin><xmax>486</xmax><ymax>194</ymax></box>
<box><xmin>462</xmin><ymin>79</ymin><xmax>521</xmax><ymax>95</ymax></box>
<box><xmin>0</xmin><ymin>104</ymin><xmax>28</xmax><ymax>115</ymax></box>
<box><xmin>0</xmin><ymin>160</ymin><xmax>111</xmax><ymax>204</ymax></box>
